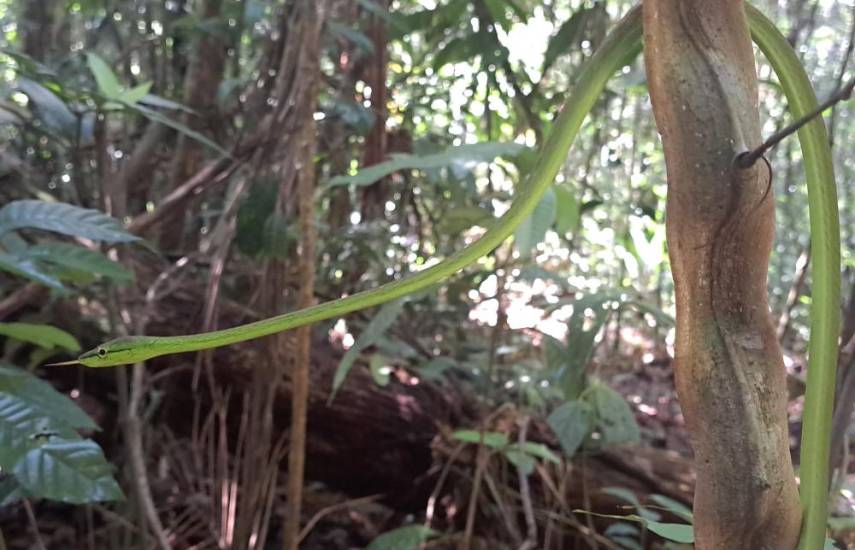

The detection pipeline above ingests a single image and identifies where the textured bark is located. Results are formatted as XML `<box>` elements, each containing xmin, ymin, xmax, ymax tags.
<box><xmin>283</xmin><ymin>1</ymin><xmax>324</xmax><ymax>547</ymax></box>
<box><xmin>358</xmin><ymin>0</ymin><xmax>391</xmax><ymax>222</ymax></box>
<box><xmin>643</xmin><ymin>2</ymin><xmax>801</xmax><ymax>548</ymax></box>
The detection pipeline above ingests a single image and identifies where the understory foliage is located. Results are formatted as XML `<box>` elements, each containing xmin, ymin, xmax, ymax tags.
<box><xmin>0</xmin><ymin>0</ymin><xmax>852</xmax><ymax>548</ymax></box>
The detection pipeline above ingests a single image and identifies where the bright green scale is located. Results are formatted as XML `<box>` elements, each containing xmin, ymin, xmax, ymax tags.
<box><xmin>63</xmin><ymin>7</ymin><xmax>839</xmax><ymax>548</ymax></box>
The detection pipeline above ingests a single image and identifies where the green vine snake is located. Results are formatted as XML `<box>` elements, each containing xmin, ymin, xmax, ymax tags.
<box><xmin>58</xmin><ymin>6</ymin><xmax>839</xmax><ymax>548</ymax></box>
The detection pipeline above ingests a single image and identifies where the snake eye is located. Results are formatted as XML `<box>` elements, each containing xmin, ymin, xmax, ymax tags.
<box><xmin>97</xmin><ymin>348</ymin><xmax>107</xmax><ymax>357</ymax></box>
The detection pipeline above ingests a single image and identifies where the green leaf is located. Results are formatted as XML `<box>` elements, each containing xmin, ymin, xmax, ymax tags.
<box><xmin>508</xmin><ymin>441</ymin><xmax>561</xmax><ymax>464</ymax></box>
<box><xmin>452</xmin><ymin>429</ymin><xmax>508</xmax><ymax>449</ymax></box>
<box><xmin>128</xmin><ymin>102</ymin><xmax>231</xmax><ymax>158</ymax></box>
<box><xmin>117</xmin><ymin>81</ymin><xmax>153</xmax><ymax>105</ymax></box>
<box><xmin>0</xmin><ymin>365</ymin><xmax>96</xmax><ymax>433</ymax></box>
<box><xmin>16</xmin><ymin>77</ymin><xmax>76</xmax><ymax>137</ymax></box>
<box><xmin>0</xmin><ymin>200</ymin><xmax>138</xmax><ymax>242</ymax></box>
<box><xmin>559</xmin><ymin>293</ymin><xmax>614</xmax><ymax>398</ymax></box>
<box><xmin>12</xmin><ymin>438</ymin><xmax>124</xmax><ymax>503</ymax></box>
<box><xmin>543</xmin><ymin>334</ymin><xmax>568</xmax><ymax>369</ymax></box>
<box><xmin>483</xmin><ymin>0</ymin><xmax>512</xmax><ymax>31</ymax></box>
<box><xmin>0</xmin><ymin>366</ymin><xmax>119</xmax><ymax>504</ymax></box>
<box><xmin>644</xmin><ymin>520</ymin><xmax>693</xmax><ymax>544</ymax></box>
<box><xmin>366</xmin><ymin>525</ymin><xmax>437</xmax><ymax>550</ymax></box>
<box><xmin>504</xmin><ymin>448</ymin><xmax>535</xmax><ymax>475</ymax></box>
<box><xmin>553</xmin><ymin>184</ymin><xmax>581</xmax><ymax>234</ymax></box>
<box><xmin>0</xmin><ymin>323</ymin><xmax>80</xmax><ymax>352</ymax></box>
<box><xmin>649</xmin><ymin>494</ymin><xmax>693</xmax><ymax>523</ymax></box>
<box><xmin>331</xmin><ymin>300</ymin><xmax>406</xmax><ymax>397</ymax></box>
<box><xmin>25</xmin><ymin>243</ymin><xmax>134</xmax><ymax>284</ymax></box>
<box><xmin>547</xmin><ymin>400</ymin><xmax>592</xmax><ymax>458</ymax></box>
<box><xmin>236</xmin><ymin>179</ymin><xmax>295</xmax><ymax>258</ymax></box>
<box><xmin>326</xmin><ymin>142</ymin><xmax>524</xmax><ymax>188</ymax></box>
<box><xmin>86</xmin><ymin>53</ymin><xmax>123</xmax><ymax>99</ymax></box>
<box><xmin>0</xmin><ymin>475</ymin><xmax>30</xmax><ymax>505</ymax></box>
<box><xmin>436</xmin><ymin>206</ymin><xmax>495</xmax><ymax>235</ymax></box>
<box><xmin>604</xmin><ymin>523</ymin><xmax>643</xmax><ymax>550</ymax></box>
<box><xmin>0</xmin><ymin>252</ymin><xmax>65</xmax><ymax>290</ymax></box>
<box><xmin>433</xmin><ymin>34</ymin><xmax>488</xmax><ymax>69</ymax></box>
<box><xmin>587</xmin><ymin>382</ymin><xmax>640</xmax><ymax>446</ymax></box>
<box><xmin>543</xmin><ymin>8</ymin><xmax>590</xmax><ymax>70</ymax></box>
<box><xmin>515</xmin><ymin>186</ymin><xmax>556</xmax><ymax>259</ymax></box>
<box><xmin>138</xmin><ymin>94</ymin><xmax>195</xmax><ymax>113</ymax></box>
<box><xmin>572</xmin><ymin>509</ymin><xmax>693</xmax><ymax>544</ymax></box>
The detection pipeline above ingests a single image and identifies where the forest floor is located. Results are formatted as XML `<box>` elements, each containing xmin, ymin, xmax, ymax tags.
<box><xmin>2</xmin><ymin>331</ymin><xmax>854</xmax><ymax>549</ymax></box>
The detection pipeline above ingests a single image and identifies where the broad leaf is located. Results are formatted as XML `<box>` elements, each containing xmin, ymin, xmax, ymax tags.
<box><xmin>326</xmin><ymin>142</ymin><xmax>524</xmax><ymax>188</ymax></box>
<box><xmin>573</xmin><ymin>510</ymin><xmax>693</xmax><ymax>544</ymax></box>
<box><xmin>26</xmin><ymin>243</ymin><xmax>134</xmax><ymax>284</ymax></box>
<box><xmin>505</xmin><ymin>448</ymin><xmax>535</xmax><ymax>475</ymax></box>
<box><xmin>0</xmin><ymin>323</ymin><xmax>80</xmax><ymax>352</ymax></box>
<box><xmin>433</xmin><ymin>34</ymin><xmax>489</xmax><ymax>69</ymax></box>
<box><xmin>483</xmin><ymin>0</ymin><xmax>513</xmax><ymax>31</ymax></box>
<box><xmin>331</xmin><ymin>300</ymin><xmax>406</xmax><ymax>396</ymax></box>
<box><xmin>0</xmin><ymin>200</ymin><xmax>138</xmax><ymax>243</ymax></box>
<box><xmin>543</xmin><ymin>8</ymin><xmax>591</xmax><ymax>71</ymax></box>
<box><xmin>604</xmin><ymin>522</ymin><xmax>643</xmax><ymax>550</ymax></box>
<box><xmin>236</xmin><ymin>179</ymin><xmax>292</xmax><ymax>258</ymax></box>
<box><xmin>0</xmin><ymin>252</ymin><xmax>65</xmax><ymax>290</ymax></box>
<box><xmin>0</xmin><ymin>475</ymin><xmax>32</xmax><ymax>505</ymax></box>
<box><xmin>0</xmin><ymin>365</ymin><xmax>96</xmax><ymax>434</ymax></box>
<box><xmin>547</xmin><ymin>400</ymin><xmax>592</xmax><ymax>458</ymax></box>
<box><xmin>588</xmin><ymin>383</ymin><xmax>640</xmax><ymax>446</ymax></box>
<box><xmin>366</xmin><ymin>525</ymin><xmax>436</xmax><ymax>550</ymax></box>
<box><xmin>129</xmin><ymin>103</ymin><xmax>231</xmax><ymax>157</ymax></box>
<box><xmin>649</xmin><ymin>494</ymin><xmax>693</xmax><ymax>523</ymax></box>
<box><xmin>644</xmin><ymin>520</ymin><xmax>693</xmax><ymax>544</ymax></box>
<box><xmin>12</xmin><ymin>438</ymin><xmax>123</xmax><ymax>503</ymax></box>
<box><xmin>543</xmin><ymin>334</ymin><xmax>569</xmax><ymax>370</ymax></box>
<box><xmin>436</xmin><ymin>206</ymin><xmax>495</xmax><ymax>235</ymax></box>
<box><xmin>16</xmin><ymin>77</ymin><xmax>76</xmax><ymax>137</ymax></box>
<box><xmin>554</xmin><ymin>183</ymin><xmax>581</xmax><ymax>234</ymax></box>
<box><xmin>118</xmin><ymin>82</ymin><xmax>153</xmax><ymax>104</ymax></box>
<box><xmin>86</xmin><ymin>53</ymin><xmax>122</xmax><ymax>99</ymax></box>
<box><xmin>559</xmin><ymin>293</ymin><xmax>614</xmax><ymax>398</ymax></box>
<box><xmin>138</xmin><ymin>94</ymin><xmax>194</xmax><ymax>112</ymax></box>
<box><xmin>515</xmin><ymin>186</ymin><xmax>556</xmax><ymax>258</ymax></box>
<box><xmin>511</xmin><ymin>441</ymin><xmax>561</xmax><ymax>464</ymax></box>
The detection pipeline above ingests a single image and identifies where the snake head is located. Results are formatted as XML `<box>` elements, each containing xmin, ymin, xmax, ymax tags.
<box><xmin>49</xmin><ymin>336</ymin><xmax>148</xmax><ymax>368</ymax></box>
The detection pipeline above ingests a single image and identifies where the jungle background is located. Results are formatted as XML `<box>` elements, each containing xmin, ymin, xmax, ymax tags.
<box><xmin>0</xmin><ymin>0</ymin><xmax>853</xmax><ymax>548</ymax></box>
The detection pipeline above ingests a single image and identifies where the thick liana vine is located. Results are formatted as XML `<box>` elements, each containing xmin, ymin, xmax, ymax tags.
<box><xmin>747</xmin><ymin>5</ymin><xmax>841</xmax><ymax>548</ymax></box>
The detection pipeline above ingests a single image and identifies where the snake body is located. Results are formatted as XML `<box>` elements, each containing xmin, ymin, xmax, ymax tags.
<box><xmin>68</xmin><ymin>10</ymin><xmax>839</xmax><ymax>547</ymax></box>
<box><xmin>73</xmin><ymin>8</ymin><xmax>645</xmax><ymax>367</ymax></box>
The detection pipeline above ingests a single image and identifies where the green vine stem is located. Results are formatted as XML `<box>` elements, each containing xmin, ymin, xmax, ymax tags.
<box><xmin>747</xmin><ymin>5</ymin><xmax>841</xmax><ymax>549</ymax></box>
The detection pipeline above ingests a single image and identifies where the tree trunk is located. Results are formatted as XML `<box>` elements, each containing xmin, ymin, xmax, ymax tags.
<box><xmin>160</xmin><ymin>0</ymin><xmax>228</xmax><ymax>252</ymax></box>
<box><xmin>643</xmin><ymin>2</ymin><xmax>802</xmax><ymax>548</ymax></box>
